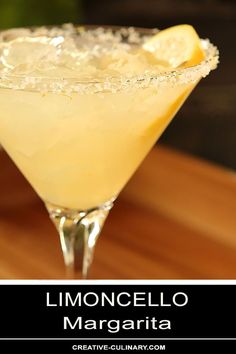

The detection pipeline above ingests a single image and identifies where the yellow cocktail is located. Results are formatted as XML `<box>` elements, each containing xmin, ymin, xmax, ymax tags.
<box><xmin>0</xmin><ymin>25</ymin><xmax>219</xmax><ymax>277</ymax></box>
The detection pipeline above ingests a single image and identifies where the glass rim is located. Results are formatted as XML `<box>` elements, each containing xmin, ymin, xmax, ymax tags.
<box><xmin>0</xmin><ymin>24</ymin><xmax>219</xmax><ymax>93</ymax></box>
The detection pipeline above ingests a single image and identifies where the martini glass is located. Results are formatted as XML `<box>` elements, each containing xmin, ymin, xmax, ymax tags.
<box><xmin>0</xmin><ymin>25</ymin><xmax>218</xmax><ymax>278</ymax></box>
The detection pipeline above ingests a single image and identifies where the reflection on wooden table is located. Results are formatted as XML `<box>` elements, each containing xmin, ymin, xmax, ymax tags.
<box><xmin>0</xmin><ymin>146</ymin><xmax>236</xmax><ymax>279</ymax></box>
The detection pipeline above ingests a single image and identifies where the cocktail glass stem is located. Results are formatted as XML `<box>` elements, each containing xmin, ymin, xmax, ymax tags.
<box><xmin>45</xmin><ymin>200</ymin><xmax>114</xmax><ymax>278</ymax></box>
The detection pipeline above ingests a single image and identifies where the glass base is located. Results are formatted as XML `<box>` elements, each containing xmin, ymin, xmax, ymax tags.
<box><xmin>45</xmin><ymin>199</ymin><xmax>114</xmax><ymax>278</ymax></box>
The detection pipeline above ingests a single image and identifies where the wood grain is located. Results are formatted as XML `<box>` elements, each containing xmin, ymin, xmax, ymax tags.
<box><xmin>0</xmin><ymin>146</ymin><xmax>236</xmax><ymax>279</ymax></box>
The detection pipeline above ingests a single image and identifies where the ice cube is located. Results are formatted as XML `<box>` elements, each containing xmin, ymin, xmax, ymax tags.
<box><xmin>0</xmin><ymin>36</ymin><xmax>61</xmax><ymax>72</ymax></box>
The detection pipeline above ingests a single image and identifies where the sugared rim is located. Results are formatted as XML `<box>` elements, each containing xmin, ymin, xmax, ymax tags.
<box><xmin>0</xmin><ymin>25</ymin><xmax>219</xmax><ymax>94</ymax></box>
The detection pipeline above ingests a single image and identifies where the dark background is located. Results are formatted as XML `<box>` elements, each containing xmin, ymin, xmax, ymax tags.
<box><xmin>1</xmin><ymin>284</ymin><xmax>236</xmax><ymax>351</ymax></box>
<box><xmin>0</xmin><ymin>284</ymin><xmax>235</xmax><ymax>338</ymax></box>
<box><xmin>0</xmin><ymin>0</ymin><xmax>235</xmax><ymax>169</ymax></box>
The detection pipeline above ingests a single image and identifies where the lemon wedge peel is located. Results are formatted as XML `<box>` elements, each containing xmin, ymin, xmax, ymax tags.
<box><xmin>143</xmin><ymin>24</ymin><xmax>205</xmax><ymax>69</ymax></box>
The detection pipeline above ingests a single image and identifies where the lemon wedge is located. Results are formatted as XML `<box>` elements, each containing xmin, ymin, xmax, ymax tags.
<box><xmin>143</xmin><ymin>24</ymin><xmax>205</xmax><ymax>68</ymax></box>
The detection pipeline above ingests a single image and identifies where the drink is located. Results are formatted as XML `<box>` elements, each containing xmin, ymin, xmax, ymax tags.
<box><xmin>0</xmin><ymin>25</ymin><xmax>219</xmax><ymax>277</ymax></box>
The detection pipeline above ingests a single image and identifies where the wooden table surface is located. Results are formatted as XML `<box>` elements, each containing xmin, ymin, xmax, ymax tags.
<box><xmin>0</xmin><ymin>146</ymin><xmax>236</xmax><ymax>279</ymax></box>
